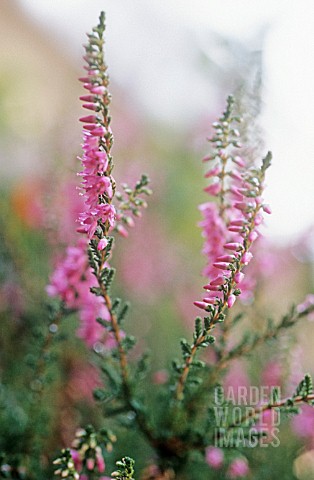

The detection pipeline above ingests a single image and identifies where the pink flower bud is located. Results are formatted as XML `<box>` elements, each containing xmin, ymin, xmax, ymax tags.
<box><xmin>204</xmin><ymin>182</ymin><xmax>221</xmax><ymax>195</ymax></box>
<box><xmin>91</xmin><ymin>126</ymin><xmax>106</xmax><ymax>137</ymax></box>
<box><xmin>224</xmin><ymin>242</ymin><xmax>242</xmax><ymax>251</ymax></box>
<box><xmin>205</xmin><ymin>285</ymin><xmax>221</xmax><ymax>291</ymax></box>
<box><xmin>210</xmin><ymin>276</ymin><xmax>225</xmax><ymax>286</ymax></box>
<box><xmin>216</xmin><ymin>255</ymin><xmax>235</xmax><ymax>262</ymax></box>
<box><xmin>79</xmin><ymin>115</ymin><xmax>98</xmax><ymax>123</ymax></box>
<box><xmin>97</xmin><ymin>238</ymin><xmax>108</xmax><ymax>251</ymax></box>
<box><xmin>242</xmin><ymin>252</ymin><xmax>253</xmax><ymax>265</ymax></box>
<box><xmin>228</xmin><ymin>226</ymin><xmax>243</xmax><ymax>233</ymax></box>
<box><xmin>213</xmin><ymin>262</ymin><xmax>230</xmax><ymax>271</ymax></box>
<box><xmin>229</xmin><ymin>171</ymin><xmax>243</xmax><ymax>182</ymax></box>
<box><xmin>230</xmin><ymin>187</ymin><xmax>244</xmax><ymax>199</ymax></box>
<box><xmin>227</xmin><ymin>294</ymin><xmax>236</xmax><ymax>308</ymax></box>
<box><xmin>262</xmin><ymin>204</ymin><xmax>272</xmax><ymax>214</ymax></box>
<box><xmin>227</xmin><ymin>458</ymin><xmax>249</xmax><ymax>478</ymax></box>
<box><xmin>87</xmin><ymin>458</ymin><xmax>95</xmax><ymax>471</ymax></box>
<box><xmin>232</xmin><ymin>155</ymin><xmax>246</xmax><ymax>167</ymax></box>
<box><xmin>233</xmin><ymin>202</ymin><xmax>248</xmax><ymax>212</ymax></box>
<box><xmin>254</xmin><ymin>214</ymin><xmax>263</xmax><ymax>226</ymax></box>
<box><xmin>96</xmin><ymin>455</ymin><xmax>106</xmax><ymax>473</ymax></box>
<box><xmin>83</xmin><ymin>103</ymin><xmax>98</xmax><ymax>111</ymax></box>
<box><xmin>80</xmin><ymin>94</ymin><xmax>96</xmax><ymax>102</ymax></box>
<box><xmin>229</xmin><ymin>219</ymin><xmax>246</xmax><ymax>227</ymax></box>
<box><xmin>117</xmin><ymin>224</ymin><xmax>129</xmax><ymax>238</ymax></box>
<box><xmin>91</xmin><ymin>86</ymin><xmax>106</xmax><ymax>95</ymax></box>
<box><xmin>234</xmin><ymin>272</ymin><xmax>245</xmax><ymax>284</ymax></box>
<box><xmin>206</xmin><ymin>446</ymin><xmax>224</xmax><ymax>470</ymax></box>
<box><xmin>194</xmin><ymin>301</ymin><xmax>209</xmax><ymax>310</ymax></box>
<box><xmin>203</xmin><ymin>297</ymin><xmax>218</xmax><ymax>305</ymax></box>
<box><xmin>205</xmin><ymin>165</ymin><xmax>221</xmax><ymax>178</ymax></box>
<box><xmin>78</xmin><ymin>76</ymin><xmax>90</xmax><ymax>82</ymax></box>
<box><xmin>248</xmin><ymin>231</ymin><xmax>258</xmax><ymax>242</ymax></box>
<box><xmin>83</xmin><ymin>125</ymin><xmax>97</xmax><ymax>131</ymax></box>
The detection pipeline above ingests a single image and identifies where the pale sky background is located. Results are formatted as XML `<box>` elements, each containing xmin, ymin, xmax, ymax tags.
<box><xmin>18</xmin><ymin>0</ymin><xmax>314</xmax><ymax>244</ymax></box>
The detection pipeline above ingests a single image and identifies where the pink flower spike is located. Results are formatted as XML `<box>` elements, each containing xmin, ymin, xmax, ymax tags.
<box><xmin>210</xmin><ymin>276</ymin><xmax>225</xmax><ymax>286</ymax></box>
<box><xmin>213</xmin><ymin>262</ymin><xmax>230</xmax><ymax>271</ymax></box>
<box><xmin>262</xmin><ymin>204</ymin><xmax>272</xmax><ymax>214</ymax></box>
<box><xmin>242</xmin><ymin>252</ymin><xmax>253</xmax><ymax>265</ymax></box>
<box><xmin>224</xmin><ymin>242</ymin><xmax>242</xmax><ymax>251</ymax></box>
<box><xmin>83</xmin><ymin>103</ymin><xmax>98</xmax><ymax>111</ymax></box>
<box><xmin>194</xmin><ymin>301</ymin><xmax>209</xmax><ymax>310</ymax></box>
<box><xmin>204</xmin><ymin>182</ymin><xmax>221</xmax><ymax>195</ymax></box>
<box><xmin>234</xmin><ymin>272</ymin><xmax>245</xmax><ymax>284</ymax></box>
<box><xmin>227</xmin><ymin>294</ymin><xmax>236</xmax><ymax>308</ymax></box>
<box><xmin>79</xmin><ymin>115</ymin><xmax>98</xmax><ymax>123</ymax></box>
<box><xmin>97</xmin><ymin>238</ymin><xmax>108</xmax><ymax>251</ymax></box>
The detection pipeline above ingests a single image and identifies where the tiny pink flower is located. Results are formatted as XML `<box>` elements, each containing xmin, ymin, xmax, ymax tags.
<box><xmin>227</xmin><ymin>294</ymin><xmax>236</xmax><ymax>308</ymax></box>
<box><xmin>194</xmin><ymin>301</ymin><xmax>209</xmax><ymax>310</ymax></box>
<box><xmin>234</xmin><ymin>272</ymin><xmax>245</xmax><ymax>284</ymax></box>
<box><xmin>242</xmin><ymin>252</ymin><xmax>253</xmax><ymax>265</ymax></box>
<box><xmin>224</xmin><ymin>242</ymin><xmax>242</xmax><ymax>251</ymax></box>
<box><xmin>248</xmin><ymin>231</ymin><xmax>258</xmax><ymax>242</ymax></box>
<box><xmin>262</xmin><ymin>204</ymin><xmax>272</xmax><ymax>214</ymax></box>
<box><xmin>97</xmin><ymin>238</ymin><xmax>108</xmax><ymax>251</ymax></box>
<box><xmin>79</xmin><ymin>115</ymin><xmax>98</xmax><ymax>123</ymax></box>
<box><xmin>82</xmin><ymin>102</ymin><xmax>98</xmax><ymax>111</ymax></box>
<box><xmin>205</xmin><ymin>165</ymin><xmax>221</xmax><ymax>178</ymax></box>
<box><xmin>90</xmin><ymin>85</ymin><xmax>106</xmax><ymax>95</ymax></box>
<box><xmin>232</xmin><ymin>155</ymin><xmax>246</xmax><ymax>167</ymax></box>
<box><xmin>204</xmin><ymin>182</ymin><xmax>221</xmax><ymax>196</ymax></box>
<box><xmin>86</xmin><ymin>458</ymin><xmax>95</xmax><ymax>471</ymax></box>
<box><xmin>213</xmin><ymin>262</ymin><xmax>230</xmax><ymax>270</ymax></box>
<box><xmin>206</xmin><ymin>446</ymin><xmax>224</xmax><ymax>470</ymax></box>
<box><xmin>210</xmin><ymin>276</ymin><xmax>226</xmax><ymax>286</ymax></box>
<box><xmin>227</xmin><ymin>458</ymin><xmax>249</xmax><ymax>478</ymax></box>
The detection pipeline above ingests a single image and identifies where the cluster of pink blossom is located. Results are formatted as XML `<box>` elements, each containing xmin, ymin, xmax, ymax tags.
<box><xmin>47</xmin><ymin>239</ymin><xmax>113</xmax><ymax>347</ymax></box>
<box><xmin>195</xmin><ymin>124</ymin><xmax>271</xmax><ymax>313</ymax></box>
<box><xmin>71</xmin><ymin>445</ymin><xmax>109</xmax><ymax>480</ymax></box>
<box><xmin>77</xmin><ymin>75</ymin><xmax>115</xmax><ymax>241</ymax></box>
<box><xmin>47</xmin><ymin>27</ymin><xmax>117</xmax><ymax>345</ymax></box>
<box><xmin>206</xmin><ymin>447</ymin><xmax>249</xmax><ymax>478</ymax></box>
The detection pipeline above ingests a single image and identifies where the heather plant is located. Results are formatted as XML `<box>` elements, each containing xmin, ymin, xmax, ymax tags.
<box><xmin>1</xmin><ymin>11</ymin><xmax>314</xmax><ymax>480</ymax></box>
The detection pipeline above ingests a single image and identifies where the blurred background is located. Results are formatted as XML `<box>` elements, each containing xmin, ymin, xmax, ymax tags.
<box><xmin>1</xmin><ymin>1</ymin><xmax>314</xmax><ymax>478</ymax></box>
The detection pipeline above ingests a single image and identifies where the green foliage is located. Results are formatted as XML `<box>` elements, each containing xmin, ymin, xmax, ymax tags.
<box><xmin>111</xmin><ymin>457</ymin><xmax>135</xmax><ymax>480</ymax></box>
